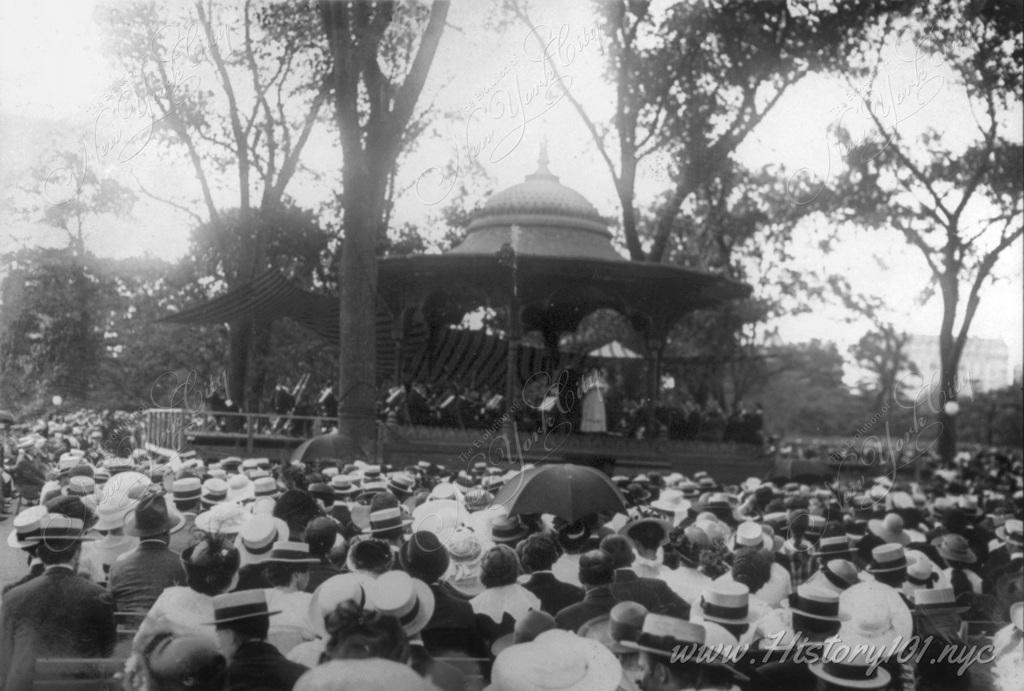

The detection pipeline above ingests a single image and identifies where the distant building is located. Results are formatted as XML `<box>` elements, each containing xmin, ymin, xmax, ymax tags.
<box><xmin>905</xmin><ymin>335</ymin><xmax>1012</xmax><ymax>394</ymax></box>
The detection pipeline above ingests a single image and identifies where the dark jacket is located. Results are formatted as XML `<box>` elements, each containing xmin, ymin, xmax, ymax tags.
<box><xmin>555</xmin><ymin>585</ymin><xmax>618</xmax><ymax>633</ymax></box>
<box><xmin>521</xmin><ymin>571</ymin><xmax>584</xmax><ymax>616</ymax></box>
<box><xmin>107</xmin><ymin>539</ymin><xmax>186</xmax><ymax>612</ymax></box>
<box><xmin>234</xmin><ymin>563</ymin><xmax>271</xmax><ymax>592</ymax></box>
<box><xmin>421</xmin><ymin>581</ymin><xmax>487</xmax><ymax>658</ymax></box>
<box><xmin>2</xmin><ymin>561</ymin><xmax>44</xmax><ymax>596</ymax></box>
<box><xmin>409</xmin><ymin>644</ymin><xmax>467</xmax><ymax>691</ymax></box>
<box><xmin>610</xmin><ymin>568</ymin><xmax>689</xmax><ymax>619</ymax></box>
<box><xmin>168</xmin><ymin>514</ymin><xmax>199</xmax><ymax>555</ymax></box>
<box><xmin>305</xmin><ymin>562</ymin><xmax>341</xmax><ymax>593</ymax></box>
<box><xmin>226</xmin><ymin>640</ymin><xmax>308</xmax><ymax>691</ymax></box>
<box><xmin>1</xmin><ymin>565</ymin><xmax>116</xmax><ymax>691</ymax></box>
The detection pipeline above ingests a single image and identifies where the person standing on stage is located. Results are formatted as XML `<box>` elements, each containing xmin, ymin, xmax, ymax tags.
<box><xmin>579</xmin><ymin>366</ymin><xmax>609</xmax><ymax>434</ymax></box>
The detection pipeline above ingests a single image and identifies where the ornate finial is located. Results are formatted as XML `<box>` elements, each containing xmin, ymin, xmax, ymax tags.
<box><xmin>537</xmin><ymin>138</ymin><xmax>551</xmax><ymax>173</ymax></box>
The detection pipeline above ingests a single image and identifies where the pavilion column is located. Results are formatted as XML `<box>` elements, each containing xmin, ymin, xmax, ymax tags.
<box><xmin>504</xmin><ymin>297</ymin><xmax>522</xmax><ymax>438</ymax></box>
<box><xmin>645</xmin><ymin>337</ymin><xmax>665</xmax><ymax>437</ymax></box>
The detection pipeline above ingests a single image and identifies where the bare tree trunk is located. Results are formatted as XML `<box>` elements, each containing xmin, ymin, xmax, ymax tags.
<box><xmin>337</xmin><ymin>178</ymin><xmax>380</xmax><ymax>459</ymax></box>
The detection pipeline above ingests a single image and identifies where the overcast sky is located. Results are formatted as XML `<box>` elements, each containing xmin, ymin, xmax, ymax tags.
<box><xmin>1</xmin><ymin>0</ymin><xmax>1021</xmax><ymax>388</ymax></box>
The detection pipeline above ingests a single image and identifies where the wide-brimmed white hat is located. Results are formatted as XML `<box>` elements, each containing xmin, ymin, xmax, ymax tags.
<box><xmin>308</xmin><ymin>573</ymin><xmax>375</xmax><ymax>638</ymax></box>
<box><xmin>93</xmin><ymin>493</ymin><xmax>139</xmax><ymax>532</ymax></box>
<box><xmin>868</xmin><ymin>513</ymin><xmax>910</xmax><ymax>545</ymax></box>
<box><xmin>489</xmin><ymin>628</ymin><xmax>621</xmax><ymax>691</ymax></box>
<box><xmin>838</xmin><ymin>581</ymin><xmax>913</xmax><ymax>658</ymax></box>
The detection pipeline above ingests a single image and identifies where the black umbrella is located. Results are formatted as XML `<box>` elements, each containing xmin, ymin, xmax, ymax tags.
<box><xmin>490</xmin><ymin>463</ymin><xmax>627</xmax><ymax>522</ymax></box>
<box><xmin>290</xmin><ymin>433</ymin><xmax>348</xmax><ymax>463</ymax></box>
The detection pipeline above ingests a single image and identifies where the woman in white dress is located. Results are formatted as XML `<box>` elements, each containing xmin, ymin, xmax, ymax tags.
<box><xmin>579</xmin><ymin>367</ymin><xmax>608</xmax><ymax>433</ymax></box>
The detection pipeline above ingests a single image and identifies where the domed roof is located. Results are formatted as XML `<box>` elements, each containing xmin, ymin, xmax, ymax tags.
<box><xmin>451</xmin><ymin>147</ymin><xmax>621</xmax><ymax>261</ymax></box>
<box><xmin>480</xmin><ymin>154</ymin><xmax>604</xmax><ymax>222</ymax></box>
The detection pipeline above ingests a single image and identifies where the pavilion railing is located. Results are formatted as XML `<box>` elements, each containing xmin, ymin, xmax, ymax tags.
<box><xmin>144</xmin><ymin>408</ymin><xmax>337</xmax><ymax>454</ymax></box>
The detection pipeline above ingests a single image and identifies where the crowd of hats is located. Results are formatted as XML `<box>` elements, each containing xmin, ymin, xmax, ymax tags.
<box><xmin>4</xmin><ymin>412</ymin><xmax>1023</xmax><ymax>691</ymax></box>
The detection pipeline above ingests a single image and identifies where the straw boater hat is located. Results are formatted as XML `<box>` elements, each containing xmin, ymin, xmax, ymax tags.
<box><xmin>787</xmin><ymin>584</ymin><xmax>847</xmax><ymax>622</ymax></box>
<box><xmin>25</xmin><ymin>514</ymin><xmax>98</xmax><ymax>545</ymax></box>
<box><xmin>201</xmin><ymin>478</ymin><xmax>229</xmax><ymax>507</ymax></box>
<box><xmin>386</xmin><ymin>472</ymin><xmax>416</xmax><ymax>498</ymax></box>
<box><xmin>331</xmin><ymin>475</ymin><xmax>359</xmax><ymax>501</ymax></box>
<box><xmin>366</xmin><ymin>570</ymin><xmax>434</xmax><ymax>637</ymax></box>
<box><xmin>66</xmin><ymin>475</ymin><xmax>96</xmax><ymax>497</ymax></box>
<box><xmin>490</xmin><ymin>628</ymin><xmax>622</xmax><ymax>691</ymax></box>
<box><xmin>252</xmin><ymin>476</ymin><xmax>277</xmax><ymax>498</ymax></box>
<box><xmin>866</xmin><ymin>543</ymin><xmax>909</xmax><ymax>574</ymax></box>
<box><xmin>172</xmin><ymin>477</ymin><xmax>202</xmax><ymax>507</ymax></box>
<box><xmin>125</xmin><ymin>494</ymin><xmax>186</xmax><ymax>538</ymax></box>
<box><xmin>7</xmin><ymin>506</ymin><xmax>49</xmax><ymax>549</ymax></box>
<box><xmin>491</xmin><ymin>516</ymin><xmax>530</xmax><ymax>545</ymax></box>
<box><xmin>995</xmin><ymin>517</ymin><xmax>1023</xmax><ymax>545</ymax></box>
<box><xmin>361</xmin><ymin>505</ymin><xmax>413</xmax><ymax>535</ymax></box>
<box><xmin>729</xmin><ymin>521</ymin><xmax>772</xmax><ymax>552</ymax></box>
<box><xmin>904</xmin><ymin>555</ymin><xmax>940</xmax><ymax>592</ymax></box>
<box><xmin>265</xmin><ymin>541</ymin><xmax>321</xmax><ymax>565</ymax></box>
<box><xmin>699</xmin><ymin>582</ymin><xmax>758</xmax><ymax>625</ymax></box>
<box><xmin>808</xmin><ymin>645</ymin><xmax>891</xmax><ymax>689</ymax></box>
<box><xmin>235</xmin><ymin>514</ymin><xmax>291</xmax><ymax>567</ymax></box>
<box><xmin>816</xmin><ymin>534</ymin><xmax>855</xmax><ymax>560</ymax></box>
<box><xmin>206</xmin><ymin>590</ymin><xmax>281</xmax><ymax>626</ymax></box>
<box><xmin>805</xmin><ymin>559</ymin><xmax>861</xmax><ymax>595</ymax></box>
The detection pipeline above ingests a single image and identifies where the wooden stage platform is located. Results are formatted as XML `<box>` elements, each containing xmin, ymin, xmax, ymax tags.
<box><xmin>145</xmin><ymin>409</ymin><xmax>771</xmax><ymax>483</ymax></box>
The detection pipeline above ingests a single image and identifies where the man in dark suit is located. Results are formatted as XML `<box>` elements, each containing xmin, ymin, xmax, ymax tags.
<box><xmin>209</xmin><ymin>590</ymin><xmax>308</xmax><ymax>691</ymax></box>
<box><xmin>600</xmin><ymin>534</ymin><xmax>689</xmax><ymax>619</ymax></box>
<box><xmin>1</xmin><ymin>515</ymin><xmax>116</xmax><ymax>691</ymax></box>
<box><xmin>517</xmin><ymin>533</ymin><xmax>584</xmax><ymax>615</ymax></box>
<box><xmin>555</xmin><ymin>550</ymin><xmax>619</xmax><ymax>632</ymax></box>
<box><xmin>108</xmin><ymin>493</ymin><xmax>187</xmax><ymax>612</ymax></box>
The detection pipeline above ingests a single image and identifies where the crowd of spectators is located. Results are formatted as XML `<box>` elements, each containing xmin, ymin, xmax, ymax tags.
<box><xmin>1</xmin><ymin>407</ymin><xmax>1021</xmax><ymax>690</ymax></box>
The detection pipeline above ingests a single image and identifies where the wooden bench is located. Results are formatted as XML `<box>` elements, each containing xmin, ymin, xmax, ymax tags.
<box><xmin>33</xmin><ymin>658</ymin><xmax>125</xmax><ymax>691</ymax></box>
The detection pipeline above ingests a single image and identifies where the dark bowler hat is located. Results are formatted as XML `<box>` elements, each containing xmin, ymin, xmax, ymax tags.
<box><xmin>125</xmin><ymin>493</ymin><xmax>186</xmax><ymax>538</ymax></box>
<box><xmin>206</xmin><ymin>590</ymin><xmax>281</xmax><ymax>626</ymax></box>
<box><xmin>144</xmin><ymin>634</ymin><xmax>226</xmax><ymax>691</ymax></box>
<box><xmin>399</xmin><ymin>530</ymin><xmax>450</xmax><ymax>584</ymax></box>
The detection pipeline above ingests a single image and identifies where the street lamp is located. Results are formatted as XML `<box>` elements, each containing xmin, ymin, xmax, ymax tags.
<box><xmin>51</xmin><ymin>395</ymin><xmax>63</xmax><ymax>408</ymax></box>
<box><xmin>943</xmin><ymin>400</ymin><xmax>960</xmax><ymax>417</ymax></box>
